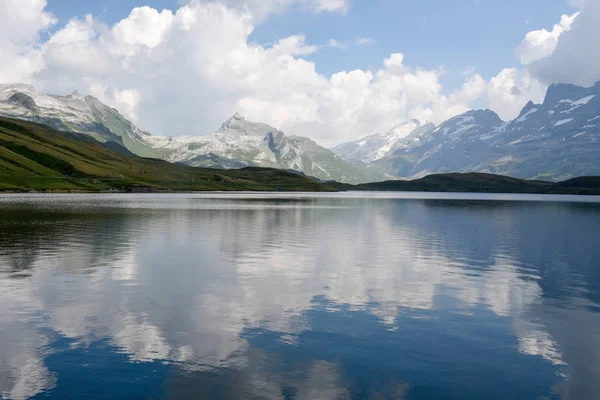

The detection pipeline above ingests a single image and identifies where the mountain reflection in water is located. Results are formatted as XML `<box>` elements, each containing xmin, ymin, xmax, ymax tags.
<box><xmin>0</xmin><ymin>193</ymin><xmax>599</xmax><ymax>400</ymax></box>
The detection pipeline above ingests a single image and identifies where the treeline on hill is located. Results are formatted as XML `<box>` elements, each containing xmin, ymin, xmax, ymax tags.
<box><xmin>356</xmin><ymin>173</ymin><xmax>600</xmax><ymax>195</ymax></box>
<box><xmin>0</xmin><ymin>116</ymin><xmax>599</xmax><ymax>194</ymax></box>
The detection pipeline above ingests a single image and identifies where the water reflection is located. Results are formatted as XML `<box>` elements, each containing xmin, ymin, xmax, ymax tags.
<box><xmin>0</xmin><ymin>193</ymin><xmax>599</xmax><ymax>399</ymax></box>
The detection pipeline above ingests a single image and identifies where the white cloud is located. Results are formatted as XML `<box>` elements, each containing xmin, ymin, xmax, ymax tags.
<box><xmin>409</xmin><ymin>72</ymin><xmax>487</xmax><ymax>124</ymax></box>
<box><xmin>356</xmin><ymin>37</ymin><xmax>376</xmax><ymax>46</ymax></box>
<box><xmin>326</xmin><ymin>36</ymin><xmax>375</xmax><ymax>50</ymax></box>
<box><xmin>327</xmin><ymin>38</ymin><xmax>351</xmax><ymax>49</ymax></box>
<box><xmin>516</xmin><ymin>12</ymin><xmax>578</xmax><ymax>65</ymax></box>
<box><xmin>529</xmin><ymin>0</ymin><xmax>600</xmax><ymax>87</ymax></box>
<box><xmin>486</xmin><ymin>2</ymin><xmax>596</xmax><ymax>121</ymax></box>
<box><xmin>0</xmin><ymin>0</ymin><xmax>56</xmax><ymax>83</ymax></box>
<box><xmin>272</xmin><ymin>35</ymin><xmax>318</xmax><ymax>55</ymax></box>
<box><xmin>486</xmin><ymin>68</ymin><xmax>546</xmax><ymax>121</ymax></box>
<box><xmin>48</xmin><ymin>14</ymin><xmax>96</xmax><ymax>45</ymax></box>
<box><xmin>0</xmin><ymin>0</ymin><xmax>486</xmax><ymax>147</ymax></box>
<box><xmin>0</xmin><ymin>0</ymin><xmax>56</xmax><ymax>43</ymax></box>
<box><xmin>112</xmin><ymin>88</ymin><xmax>142</xmax><ymax>122</ymax></box>
<box><xmin>3</xmin><ymin>0</ymin><xmax>600</xmax><ymax>143</ymax></box>
<box><xmin>42</xmin><ymin>15</ymin><xmax>110</xmax><ymax>76</ymax></box>
<box><xmin>111</xmin><ymin>7</ymin><xmax>174</xmax><ymax>52</ymax></box>
<box><xmin>312</xmin><ymin>0</ymin><xmax>349</xmax><ymax>13</ymax></box>
<box><xmin>183</xmin><ymin>0</ymin><xmax>349</xmax><ymax>21</ymax></box>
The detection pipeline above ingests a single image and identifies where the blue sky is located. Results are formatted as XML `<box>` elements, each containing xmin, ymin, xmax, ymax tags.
<box><xmin>44</xmin><ymin>0</ymin><xmax>576</xmax><ymax>84</ymax></box>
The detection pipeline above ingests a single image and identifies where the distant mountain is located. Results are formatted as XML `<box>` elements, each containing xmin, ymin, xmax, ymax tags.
<box><xmin>145</xmin><ymin>113</ymin><xmax>393</xmax><ymax>184</ymax></box>
<box><xmin>375</xmin><ymin>109</ymin><xmax>506</xmax><ymax>178</ymax></box>
<box><xmin>331</xmin><ymin>119</ymin><xmax>436</xmax><ymax>163</ymax></box>
<box><xmin>0</xmin><ymin>86</ymin><xmax>392</xmax><ymax>184</ymax></box>
<box><xmin>333</xmin><ymin>82</ymin><xmax>600</xmax><ymax>181</ymax></box>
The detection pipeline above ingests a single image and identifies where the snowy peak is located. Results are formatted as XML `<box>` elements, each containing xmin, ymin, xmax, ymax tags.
<box><xmin>66</xmin><ymin>89</ymin><xmax>88</xmax><ymax>102</ymax></box>
<box><xmin>373</xmin><ymin>81</ymin><xmax>600</xmax><ymax>181</ymax></box>
<box><xmin>0</xmin><ymin>84</ymin><xmax>163</xmax><ymax>158</ymax></box>
<box><xmin>408</xmin><ymin>122</ymin><xmax>436</xmax><ymax>136</ymax></box>
<box><xmin>385</xmin><ymin>119</ymin><xmax>422</xmax><ymax>139</ymax></box>
<box><xmin>510</xmin><ymin>81</ymin><xmax>600</xmax><ymax>130</ymax></box>
<box><xmin>161</xmin><ymin>112</ymin><xmax>392</xmax><ymax>184</ymax></box>
<box><xmin>220</xmin><ymin>112</ymin><xmax>246</xmax><ymax>133</ymax></box>
<box><xmin>542</xmin><ymin>82</ymin><xmax>600</xmax><ymax>108</ymax></box>
<box><xmin>432</xmin><ymin>109</ymin><xmax>503</xmax><ymax>140</ymax></box>
<box><xmin>221</xmin><ymin>112</ymin><xmax>245</xmax><ymax>128</ymax></box>
<box><xmin>331</xmin><ymin>119</ymin><xmax>435</xmax><ymax>163</ymax></box>
<box><xmin>462</xmin><ymin>109</ymin><xmax>503</xmax><ymax>122</ymax></box>
<box><xmin>216</xmin><ymin>113</ymin><xmax>284</xmax><ymax>138</ymax></box>
<box><xmin>516</xmin><ymin>101</ymin><xmax>539</xmax><ymax>119</ymax></box>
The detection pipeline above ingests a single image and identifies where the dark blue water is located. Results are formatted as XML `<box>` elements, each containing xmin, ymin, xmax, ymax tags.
<box><xmin>0</xmin><ymin>192</ymin><xmax>599</xmax><ymax>400</ymax></box>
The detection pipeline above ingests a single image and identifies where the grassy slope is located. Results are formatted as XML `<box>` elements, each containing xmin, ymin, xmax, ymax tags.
<box><xmin>0</xmin><ymin>117</ymin><xmax>337</xmax><ymax>192</ymax></box>
<box><xmin>357</xmin><ymin>173</ymin><xmax>600</xmax><ymax>195</ymax></box>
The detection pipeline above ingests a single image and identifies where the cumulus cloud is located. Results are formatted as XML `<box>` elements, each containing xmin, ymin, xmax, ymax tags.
<box><xmin>0</xmin><ymin>0</ymin><xmax>56</xmax><ymax>83</ymax></box>
<box><xmin>0</xmin><ymin>0</ymin><xmax>486</xmax><ymax>146</ymax></box>
<box><xmin>408</xmin><ymin>73</ymin><xmax>487</xmax><ymax>124</ymax></box>
<box><xmin>516</xmin><ymin>12</ymin><xmax>578</xmax><ymax>65</ymax></box>
<box><xmin>272</xmin><ymin>35</ymin><xmax>318</xmax><ymax>55</ymax></box>
<box><xmin>529</xmin><ymin>0</ymin><xmax>600</xmax><ymax>87</ymax></box>
<box><xmin>2</xmin><ymin>0</ymin><xmax>599</xmax><ymax>143</ymax></box>
<box><xmin>486</xmin><ymin>1</ymin><xmax>594</xmax><ymax>121</ymax></box>
<box><xmin>486</xmin><ymin>68</ymin><xmax>546</xmax><ymax>121</ymax></box>
<box><xmin>111</xmin><ymin>7</ymin><xmax>174</xmax><ymax>52</ymax></box>
<box><xmin>16</xmin><ymin>0</ymin><xmax>598</xmax><ymax>142</ymax></box>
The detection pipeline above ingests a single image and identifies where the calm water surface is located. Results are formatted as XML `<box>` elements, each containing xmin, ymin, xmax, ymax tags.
<box><xmin>1</xmin><ymin>192</ymin><xmax>600</xmax><ymax>400</ymax></box>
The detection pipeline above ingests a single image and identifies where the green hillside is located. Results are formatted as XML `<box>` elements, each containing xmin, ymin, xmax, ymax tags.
<box><xmin>0</xmin><ymin>117</ymin><xmax>337</xmax><ymax>192</ymax></box>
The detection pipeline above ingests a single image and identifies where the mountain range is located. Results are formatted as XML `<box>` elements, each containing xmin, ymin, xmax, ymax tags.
<box><xmin>1</xmin><ymin>82</ymin><xmax>599</xmax><ymax>182</ymax></box>
<box><xmin>0</xmin><ymin>116</ymin><xmax>337</xmax><ymax>192</ymax></box>
<box><xmin>2</xmin><ymin>115</ymin><xmax>599</xmax><ymax>195</ymax></box>
<box><xmin>334</xmin><ymin>82</ymin><xmax>600</xmax><ymax>181</ymax></box>
<box><xmin>0</xmin><ymin>84</ymin><xmax>390</xmax><ymax>184</ymax></box>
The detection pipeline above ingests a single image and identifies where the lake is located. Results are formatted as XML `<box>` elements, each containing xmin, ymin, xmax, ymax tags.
<box><xmin>1</xmin><ymin>192</ymin><xmax>600</xmax><ymax>400</ymax></box>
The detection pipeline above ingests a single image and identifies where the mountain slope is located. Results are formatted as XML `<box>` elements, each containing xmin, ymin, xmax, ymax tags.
<box><xmin>0</xmin><ymin>117</ymin><xmax>338</xmax><ymax>192</ymax></box>
<box><xmin>0</xmin><ymin>84</ymin><xmax>163</xmax><ymax>159</ymax></box>
<box><xmin>375</xmin><ymin>110</ymin><xmax>506</xmax><ymax>178</ymax></box>
<box><xmin>366</xmin><ymin>82</ymin><xmax>600</xmax><ymax>180</ymax></box>
<box><xmin>331</xmin><ymin>120</ymin><xmax>436</xmax><ymax>163</ymax></box>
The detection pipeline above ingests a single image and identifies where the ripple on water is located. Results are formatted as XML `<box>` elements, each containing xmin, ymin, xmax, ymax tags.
<box><xmin>0</xmin><ymin>193</ymin><xmax>599</xmax><ymax>399</ymax></box>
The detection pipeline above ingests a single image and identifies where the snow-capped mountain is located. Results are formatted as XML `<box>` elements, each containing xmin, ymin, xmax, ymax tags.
<box><xmin>0</xmin><ymin>84</ymin><xmax>164</xmax><ymax>159</ymax></box>
<box><xmin>331</xmin><ymin>119</ymin><xmax>435</xmax><ymax>163</ymax></box>
<box><xmin>0</xmin><ymin>85</ymin><xmax>391</xmax><ymax>184</ymax></box>
<box><xmin>335</xmin><ymin>82</ymin><xmax>600</xmax><ymax>181</ymax></box>
<box><xmin>147</xmin><ymin>113</ymin><xmax>393</xmax><ymax>184</ymax></box>
<box><xmin>375</xmin><ymin>109</ymin><xmax>506</xmax><ymax>178</ymax></box>
<box><xmin>4</xmin><ymin>81</ymin><xmax>598</xmax><ymax>183</ymax></box>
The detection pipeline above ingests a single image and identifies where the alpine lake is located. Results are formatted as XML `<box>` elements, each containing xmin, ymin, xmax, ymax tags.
<box><xmin>1</xmin><ymin>192</ymin><xmax>599</xmax><ymax>400</ymax></box>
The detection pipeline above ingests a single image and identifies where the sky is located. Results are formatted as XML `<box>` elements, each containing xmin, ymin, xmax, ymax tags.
<box><xmin>1</xmin><ymin>0</ymin><xmax>598</xmax><ymax>146</ymax></box>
